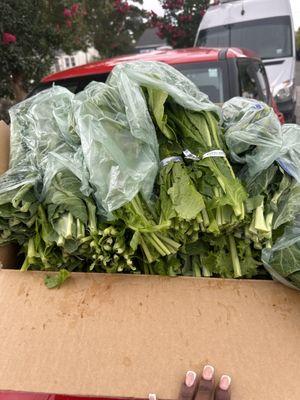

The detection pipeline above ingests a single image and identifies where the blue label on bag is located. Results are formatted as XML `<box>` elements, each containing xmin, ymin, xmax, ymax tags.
<box><xmin>252</xmin><ymin>103</ymin><xmax>264</xmax><ymax>110</ymax></box>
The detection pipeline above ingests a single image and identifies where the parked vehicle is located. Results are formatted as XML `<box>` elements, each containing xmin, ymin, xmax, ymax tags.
<box><xmin>32</xmin><ymin>47</ymin><xmax>284</xmax><ymax>123</ymax></box>
<box><xmin>195</xmin><ymin>0</ymin><xmax>296</xmax><ymax>122</ymax></box>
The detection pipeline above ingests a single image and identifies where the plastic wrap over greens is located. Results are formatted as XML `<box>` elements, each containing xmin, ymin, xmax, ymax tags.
<box><xmin>262</xmin><ymin>216</ymin><xmax>300</xmax><ymax>290</ymax></box>
<box><xmin>222</xmin><ymin>97</ymin><xmax>282</xmax><ymax>177</ymax></box>
<box><xmin>73</xmin><ymin>81</ymin><xmax>159</xmax><ymax>213</ymax></box>
<box><xmin>276</xmin><ymin>124</ymin><xmax>300</xmax><ymax>182</ymax></box>
<box><xmin>0</xmin><ymin>86</ymin><xmax>74</xmax><ymax>246</ymax></box>
<box><xmin>9</xmin><ymin>86</ymin><xmax>75</xmax><ymax>171</ymax></box>
<box><xmin>108</xmin><ymin>61</ymin><xmax>221</xmax><ymax>118</ymax></box>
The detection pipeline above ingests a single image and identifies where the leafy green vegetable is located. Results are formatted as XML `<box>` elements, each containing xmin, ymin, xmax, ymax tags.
<box><xmin>3</xmin><ymin>62</ymin><xmax>300</xmax><ymax>290</ymax></box>
<box><xmin>44</xmin><ymin>269</ymin><xmax>71</xmax><ymax>289</ymax></box>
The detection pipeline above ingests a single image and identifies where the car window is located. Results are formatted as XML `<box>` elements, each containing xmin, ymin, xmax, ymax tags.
<box><xmin>238</xmin><ymin>61</ymin><xmax>260</xmax><ymax>100</ymax></box>
<box><xmin>238</xmin><ymin>60</ymin><xmax>271</xmax><ymax>104</ymax></box>
<box><xmin>174</xmin><ymin>62</ymin><xmax>225</xmax><ymax>102</ymax></box>
<box><xmin>254</xmin><ymin>62</ymin><xmax>270</xmax><ymax>104</ymax></box>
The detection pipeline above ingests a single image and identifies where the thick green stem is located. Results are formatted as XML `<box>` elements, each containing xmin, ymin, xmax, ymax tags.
<box><xmin>228</xmin><ymin>235</ymin><xmax>242</xmax><ymax>278</ymax></box>
<box><xmin>140</xmin><ymin>236</ymin><xmax>154</xmax><ymax>263</ymax></box>
<box><xmin>65</xmin><ymin>212</ymin><xmax>73</xmax><ymax>239</ymax></box>
<box><xmin>86</xmin><ymin>200</ymin><xmax>97</xmax><ymax>235</ymax></box>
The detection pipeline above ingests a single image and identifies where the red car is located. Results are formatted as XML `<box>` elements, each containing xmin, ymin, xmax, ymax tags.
<box><xmin>33</xmin><ymin>47</ymin><xmax>284</xmax><ymax>123</ymax></box>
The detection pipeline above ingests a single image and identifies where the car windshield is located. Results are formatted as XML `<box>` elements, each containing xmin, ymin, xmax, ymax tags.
<box><xmin>30</xmin><ymin>62</ymin><xmax>225</xmax><ymax>103</ymax></box>
<box><xmin>174</xmin><ymin>62</ymin><xmax>224</xmax><ymax>102</ymax></box>
<box><xmin>198</xmin><ymin>16</ymin><xmax>293</xmax><ymax>60</ymax></box>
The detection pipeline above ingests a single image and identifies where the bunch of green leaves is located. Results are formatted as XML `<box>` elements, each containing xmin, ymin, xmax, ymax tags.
<box><xmin>157</xmin><ymin>160</ymin><xmax>204</xmax><ymax>244</ymax></box>
<box><xmin>114</xmin><ymin>193</ymin><xmax>181</xmax><ymax>265</ymax></box>
<box><xmin>21</xmin><ymin>169</ymin><xmax>140</xmax><ymax>274</ymax></box>
<box><xmin>0</xmin><ymin>169</ymin><xmax>39</xmax><ymax>245</ymax></box>
<box><xmin>146</xmin><ymin>88</ymin><xmax>247</xmax><ymax>236</ymax></box>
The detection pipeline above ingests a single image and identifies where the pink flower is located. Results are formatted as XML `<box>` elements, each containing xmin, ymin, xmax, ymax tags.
<box><xmin>2</xmin><ymin>32</ymin><xmax>16</xmax><ymax>45</ymax></box>
<box><xmin>71</xmin><ymin>3</ymin><xmax>80</xmax><ymax>15</ymax></box>
<box><xmin>66</xmin><ymin>19</ymin><xmax>72</xmax><ymax>28</ymax></box>
<box><xmin>63</xmin><ymin>8</ymin><xmax>72</xmax><ymax>18</ymax></box>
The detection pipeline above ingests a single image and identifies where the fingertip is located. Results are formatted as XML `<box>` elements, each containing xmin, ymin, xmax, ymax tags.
<box><xmin>185</xmin><ymin>370</ymin><xmax>197</xmax><ymax>387</ymax></box>
<box><xmin>219</xmin><ymin>375</ymin><xmax>231</xmax><ymax>391</ymax></box>
<box><xmin>202</xmin><ymin>364</ymin><xmax>215</xmax><ymax>380</ymax></box>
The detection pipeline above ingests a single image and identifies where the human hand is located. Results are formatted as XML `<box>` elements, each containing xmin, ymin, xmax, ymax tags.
<box><xmin>150</xmin><ymin>365</ymin><xmax>231</xmax><ymax>400</ymax></box>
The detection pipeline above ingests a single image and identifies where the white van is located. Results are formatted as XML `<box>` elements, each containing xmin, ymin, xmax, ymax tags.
<box><xmin>195</xmin><ymin>0</ymin><xmax>296</xmax><ymax>121</ymax></box>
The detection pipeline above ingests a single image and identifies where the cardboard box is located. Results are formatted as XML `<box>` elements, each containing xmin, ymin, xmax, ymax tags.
<box><xmin>0</xmin><ymin>120</ymin><xmax>10</xmax><ymax>175</ymax></box>
<box><xmin>0</xmin><ymin>121</ymin><xmax>300</xmax><ymax>399</ymax></box>
<box><xmin>0</xmin><ymin>121</ymin><xmax>18</xmax><ymax>267</ymax></box>
<box><xmin>0</xmin><ymin>270</ymin><xmax>299</xmax><ymax>399</ymax></box>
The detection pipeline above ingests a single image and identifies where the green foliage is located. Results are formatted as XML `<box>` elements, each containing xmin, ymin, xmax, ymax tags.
<box><xmin>86</xmin><ymin>0</ymin><xmax>149</xmax><ymax>59</ymax></box>
<box><xmin>44</xmin><ymin>269</ymin><xmax>71</xmax><ymax>289</ymax></box>
<box><xmin>151</xmin><ymin>0</ymin><xmax>209</xmax><ymax>48</ymax></box>
<box><xmin>0</xmin><ymin>0</ymin><xmax>149</xmax><ymax>101</ymax></box>
<box><xmin>0</xmin><ymin>0</ymin><xmax>90</xmax><ymax>99</ymax></box>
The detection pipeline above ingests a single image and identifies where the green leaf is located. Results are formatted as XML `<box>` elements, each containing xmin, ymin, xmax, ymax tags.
<box><xmin>167</xmin><ymin>162</ymin><xmax>205</xmax><ymax>220</ymax></box>
<box><xmin>44</xmin><ymin>269</ymin><xmax>71</xmax><ymax>289</ymax></box>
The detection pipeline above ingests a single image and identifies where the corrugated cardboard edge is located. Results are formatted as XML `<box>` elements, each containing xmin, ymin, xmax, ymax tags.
<box><xmin>0</xmin><ymin>270</ymin><xmax>299</xmax><ymax>400</ymax></box>
<box><xmin>0</xmin><ymin>120</ymin><xmax>18</xmax><ymax>267</ymax></box>
<box><xmin>0</xmin><ymin>120</ymin><xmax>10</xmax><ymax>175</ymax></box>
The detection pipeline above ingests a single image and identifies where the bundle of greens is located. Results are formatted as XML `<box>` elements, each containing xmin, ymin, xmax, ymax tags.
<box><xmin>146</xmin><ymin>88</ymin><xmax>247</xmax><ymax>236</ymax></box>
<box><xmin>0</xmin><ymin>86</ymin><xmax>75</xmax><ymax>248</ymax></box>
<box><xmin>157</xmin><ymin>159</ymin><xmax>204</xmax><ymax>244</ymax></box>
<box><xmin>21</xmin><ymin>168</ymin><xmax>139</xmax><ymax>275</ymax></box>
<box><xmin>222</xmin><ymin>97</ymin><xmax>300</xmax><ymax>288</ymax></box>
<box><xmin>114</xmin><ymin>192</ymin><xmax>181</xmax><ymax>265</ymax></box>
<box><xmin>0</xmin><ymin>169</ymin><xmax>38</xmax><ymax>245</ymax></box>
<box><xmin>2</xmin><ymin>61</ymin><xmax>300</xmax><ymax>290</ymax></box>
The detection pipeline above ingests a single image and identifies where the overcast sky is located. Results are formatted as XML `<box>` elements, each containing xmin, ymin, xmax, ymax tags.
<box><xmin>142</xmin><ymin>0</ymin><xmax>300</xmax><ymax>30</ymax></box>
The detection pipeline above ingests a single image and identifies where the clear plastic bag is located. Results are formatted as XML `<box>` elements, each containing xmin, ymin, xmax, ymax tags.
<box><xmin>9</xmin><ymin>86</ymin><xmax>75</xmax><ymax>172</ymax></box>
<box><xmin>0</xmin><ymin>86</ymin><xmax>75</xmax><ymax>245</ymax></box>
<box><xmin>276</xmin><ymin>124</ymin><xmax>300</xmax><ymax>182</ymax></box>
<box><xmin>222</xmin><ymin>98</ymin><xmax>300</xmax><ymax>184</ymax></box>
<box><xmin>222</xmin><ymin>97</ymin><xmax>282</xmax><ymax>177</ymax></box>
<box><xmin>262</xmin><ymin>216</ymin><xmax>300</xmax><ymax>290</ymax></box>
<box><xmin>72</xmin><ymin>62</ymin><xmax>221</xmax><ymax>213</ymax></box>
<box><xmin>72</xmin><ymin>81</ymin><xmax>159</xmax><ymax>213</ymax></box>
<box><xmin>108</xmin><ymin>61</ymin><xmax>221</xmax><ymax>118</ymax></box>
<box><xmin>41</xmin><ymin>146</ymin><xmax>92</xmax><ymax>201</ymax></box>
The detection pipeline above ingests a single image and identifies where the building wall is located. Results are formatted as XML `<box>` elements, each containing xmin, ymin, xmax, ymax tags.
<box><xmin>52</xmin><ymin>47</ymin><xmax>99</xmax><ymax>72</ymax></box>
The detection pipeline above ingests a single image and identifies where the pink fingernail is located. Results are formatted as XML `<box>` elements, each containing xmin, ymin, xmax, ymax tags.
<box><xmin>219</xmin><ymin>375</ymin><xmax>231</xmax><ymax>391</ymax></box>
<box><xmin>202</xmin><ymin>365</ymin><xmax>214</xmax><ymax>380</ymax></box>
<box><xmin>149</xmin><ymin>394</ymin><xmax>156</xmax><ymax>400</ymax></box>
<box><xmin>185</xmin><ymin>370</ymin><xmax>197</xmax><ymax>387</ymax></box>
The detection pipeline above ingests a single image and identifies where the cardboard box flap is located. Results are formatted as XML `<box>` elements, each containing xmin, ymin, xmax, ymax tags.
<box><xmin>0</xmin><ymin>270</ymin><xmax>299</xmax><ymax>399</ymax></box>
<box><xmin>0</xmin><ymin>120</ymin><xmax>10</xmax><ymax>175</ymax></box>
<box><xmin>0</xmin><ymin>121</ymin><xmax>18</xmax><ymax>267</ymax></box>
